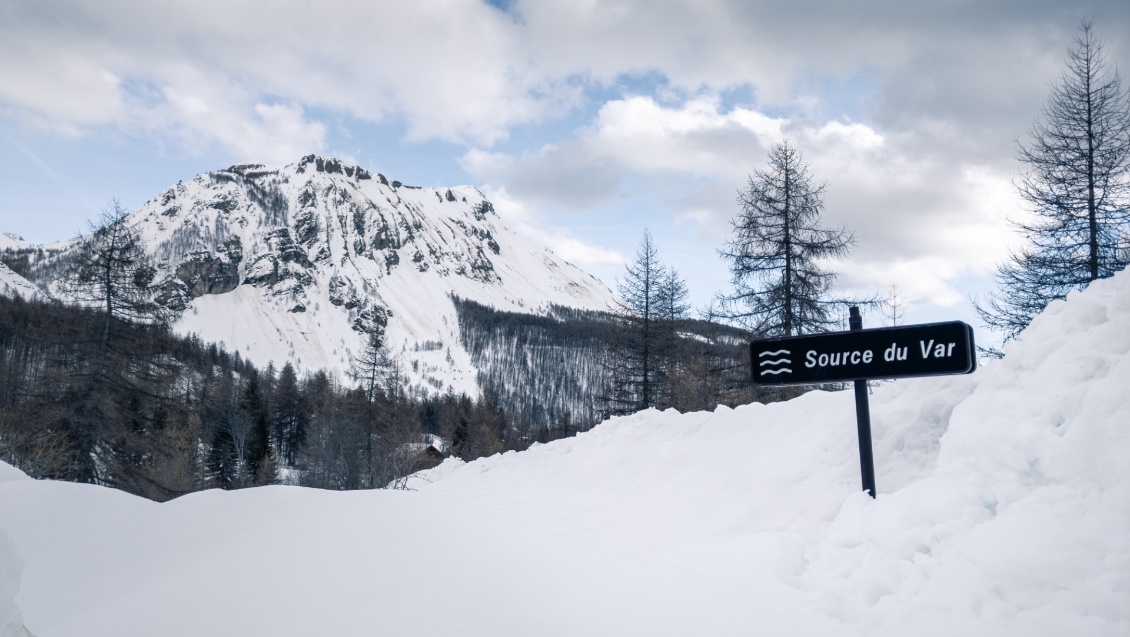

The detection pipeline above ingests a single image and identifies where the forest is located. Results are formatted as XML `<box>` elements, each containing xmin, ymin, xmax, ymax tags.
<box><xmin>454</xmin><ymin>296</ymin><xmax>767</xmax><ymax>430</ymax></box>
<box><xmin>0</xmin><ymin>291</ymin><xmax>546</xmax><ymax>499</ymax></box>
<box><xmin>0</xmin><ymin>199</ymin><xmax>765</xmax><ymax>500</ymax></box>
<box><xmin>0</xmin><ymin>287</ymin><xmax>771</xmax><ymax>500</ymax></box>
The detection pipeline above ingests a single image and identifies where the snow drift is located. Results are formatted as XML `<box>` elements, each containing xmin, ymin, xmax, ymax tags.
<box><xmin>1</xmin><ymin>269</ymin><xmax>1128</xmax><ymax>636</ymax></box>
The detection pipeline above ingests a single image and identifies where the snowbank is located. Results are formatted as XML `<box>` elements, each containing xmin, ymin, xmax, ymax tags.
<box><xmin>0</xmin><ymin>528</ymin><xmax>28</xmax><ymax>637</ymax></box>
<box><xmin>0</xmin><ymin>270</ymin><xmax>1127</xmax><ymax>636</ymax></box>
<box><xmin>413</xmin><ymin>270</ymin><xmax>1130</xmax><ymax>635</ymax></box>
<box><xmin>0</xmin><ymin>464</ymin><xmax>29</xmax><ymax>484</ymax></box>
<box><xmin>0</xmin><ymin>465</ymin><xmax>30</xmax><ymax>637</ymax></box>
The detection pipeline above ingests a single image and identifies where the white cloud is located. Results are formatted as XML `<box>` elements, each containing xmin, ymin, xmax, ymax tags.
<box><xmin>0</xmin><ymin>0</ymin><xmax>552</xmax><ymax>157</ymax></box>
<box><xmin>134</xmin><ymin>84</ymin><xmax>328</xmax><ymax>163</ymax></box>
<box><xmin>1</xmin><ymin>0</ymin><xmax>1125</xmax><ymax>315</ymax></box>
<box><xmin>2</xmin><ymin>0</ymin><xmax>1125</xmax><ymax>164</ymax></box>
<box><xmin>465</xmin><ymin>94</ymin><xmax>1028</xmax><ymax>309</ymax></box>
<box><xmin>461</xmin><ymin>95</ymin><xmax>783</xmax><ymax>207</ymax></box>
<box><xmin>589</xmin><ymin>96</ymin><xmax>784</xmax><ymax>176</ymax></box>
<box><xmin>482</xmin><ymin>185</ymin><xmax>627</xmax><ymax>274</ymax></box>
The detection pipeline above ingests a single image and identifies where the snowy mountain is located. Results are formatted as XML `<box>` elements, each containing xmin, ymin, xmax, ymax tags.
<box><xmin>6</xmin><ymin>156</ymin><xmax>615</xmax><ymax>396</ymax></box>
<box><xmin>0</xmin><ymin>235</ymin><xmax>44</xmax><ymax>301</ymax></box>
<box><xmin>1</xmin><ymin>268</ymin><xmax>1126</xmax><ymax>635</ymax></box>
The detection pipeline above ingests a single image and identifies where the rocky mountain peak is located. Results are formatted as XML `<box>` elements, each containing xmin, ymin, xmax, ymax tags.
<box><xmin>114</xmin><ymin>156</ymin><xmax>614</xmax><ymax>394</ymax></box>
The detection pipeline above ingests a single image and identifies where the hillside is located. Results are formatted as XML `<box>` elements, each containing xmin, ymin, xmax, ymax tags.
<box><xmin>0</xmin><ymin>235</ymin><xmax>42</xmax><ymax>301</ymax></box>
<box><xmin>1</xmin><ymin>266</ymin><xmax>1126</xmax><ymax>635</ymax></box>
<box><xmin>2</xmin><ymin>156</ymin><xmax>615</xmax><ymax>397</ymax></box>
<box><xmin>1</xmin><ymin>157</ymin><xmax>755</xmax><ymax>429</ymax></box>
<box><xmin>0</xmin><ymin>263</ymin><xmax>40</xmax><ymax>301</ymax></box>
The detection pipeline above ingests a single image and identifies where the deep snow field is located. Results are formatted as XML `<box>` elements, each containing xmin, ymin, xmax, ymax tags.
<box><xmin>2</xmin><ymin>269</ymin><xmax>1128</xmax><ymax>636</ymax></box>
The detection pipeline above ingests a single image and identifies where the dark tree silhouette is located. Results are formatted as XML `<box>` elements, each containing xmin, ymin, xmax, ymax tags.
<box><xmin>600</xmin><ymin>230</ymin><xmax>691</xmax><ymax>415</ymax></box>
<box><xmin>62</xmin><ymin>201</ymin><xmax>176</xmax><ymax>366</ymax></box>
<box><xmin>349</xmin><ymin>327</ymin><xmax>394</xmax><ymax>407</ymax></box>
<box><xmin>272</xmin><ymin>363</ymin><xmax>309</xmax><ymax>466</ymax></box>
<box><xmin>47</xmin><ymin>201</ymin><xmax>185</xmax><ymax>490</ymax></box>
<box><xmin>720</xmin><ymin>141</ymin><xmax>853</xmax><ymax>337</ymax></box>
<box><xmin>977</xmin><ymin>20</ymin><xmax>1130</xmax><ymax>344</ymax></box>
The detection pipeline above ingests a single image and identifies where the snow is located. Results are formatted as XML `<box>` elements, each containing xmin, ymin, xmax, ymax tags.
<box><xmin>3</xmin><ymin>157</ymin><xmax>615</xmax><ymax>396</ymax></box>
<box><xmin>0</xmin><ymin>529</ymin><xmax>26</xmax><ymax>637</ymax></box>
<box><xmin>0</xmin><ymin>234</ymin><xmax>31</xmax><ymax>252</ymax></box>
<box><xmin>0</xmin><ymin>263</ymin><xmax>43</xmax><ymax>302</ymax></box>
<box><xmin>121</xmin><ymin>157</ymin><xmax>616</xmax><ymax>395</ymax></box>
<box><xmin>0</xmin><ymin>466</ymin><xmax>28</xmax><ymax>637</ymax></box>
<box><xmin>1</xmin><ymin>269</ymin><xmax>1128</xmax><ymax>635</ymax></box>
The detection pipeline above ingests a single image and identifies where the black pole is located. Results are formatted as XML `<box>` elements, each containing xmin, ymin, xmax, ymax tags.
<box><xmin>849</xmin><ymin>306</ymin><xmax>876</xmax><ymax>498</ymax></box>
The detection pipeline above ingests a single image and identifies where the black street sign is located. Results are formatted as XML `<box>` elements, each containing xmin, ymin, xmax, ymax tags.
<box><xmin>750</xmin><ymin>321</ymin><xmax>976</xmax><ymax>386</ymax></box>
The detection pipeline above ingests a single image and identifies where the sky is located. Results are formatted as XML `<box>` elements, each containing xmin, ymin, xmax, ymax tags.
<box><xmin>1</xmin><ymin>0</ymin><xmax>1128</xmax><ymax>339</ymax></box>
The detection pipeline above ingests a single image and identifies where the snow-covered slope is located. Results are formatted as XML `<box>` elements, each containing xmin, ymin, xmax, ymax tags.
<box><xmin>1</xmin><ymin>269</ymin><xmax>1127</xmax><ymax>636</ymax></box>
<box><xmin>33</xmin><ymin>157</ymin><xmax>614</xmax><ymax>394</ymax></box>
<box><xmin>0</xmin><ymin>233</ymin><xmax>31</xmax><ymax>252</ymax></box>
<box><xmin>0</xmin><ymin>263</ymin><xmax>41</xmax><ymax>302</ymax></box>
<box><xmin>0</xmin><ymin>234</ymin><xmax>44</xmax><ymax>302</ymax></box>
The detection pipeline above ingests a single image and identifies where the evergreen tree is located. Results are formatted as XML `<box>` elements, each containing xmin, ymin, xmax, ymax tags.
<box><xmin>719</xmin><ymin>141</ymin><xmax>853</xmax><ymax>337</ymax></box>
<box><xmin>53</xmin><ymin>201</ymin><xmax>182</xmax><ymax>489</ymax></box>
<box><xmin>450</xmin><ymin>417</ymin><xmax>471</xmax><ymax>460</ymax></box>
<box><xmin>882</xmin><ymin>285</ymin><xmax>906</xmax><ymax>327</ymax></box>
<box><xmin>349</xmin><ymin>328</ymin><xmax>394</xmax><ymax>406</ymax></box>
<box><xmin>654</xmin><ymin>266</ymin><xmax>691</xmax><ymax>409</ymax></box>
<box><xmin>62</xmin><ymin>201</ymin><xmax>176</xmax><ymax>368</ymax></box>
<box><xmin>600</xmin><ymin>230</ymin><xmax>690</xmax><ymax>415</ymax></box>
<box><xmin>977</xmin><ymin>20</ymin><xmax>1130</xmax><ymax>343</ymax></box>
<box><xmin>242</xmin><ymin>370</ymin><xmax>274</xmax><ymax>485</ymax></box>
<box><xmin>205</xmin><ymin>368</ymin><xmax>243</xmax><ymax>489</ymax></box>
<box><xmin>272</xmin><ymin>363</ymin><xmax>309</xmax><ymax>466</ymax></box>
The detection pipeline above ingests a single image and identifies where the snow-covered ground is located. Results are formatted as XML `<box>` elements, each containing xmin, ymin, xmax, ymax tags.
<box><xmin>1</xmin><ymin>269</ymin><xmax>1128</xmax><ymax>636</ymax></box>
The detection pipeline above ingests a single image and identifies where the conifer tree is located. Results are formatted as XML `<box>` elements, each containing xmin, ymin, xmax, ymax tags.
<box><xmin>62</xmin><ymin>201</ymin><xmax>175</xmax><ymax>367</ymax></box>
<box><xmin>601</xmin><ymin>230</ymin><xmax>690</xmax><ymax>415</ymax></box>
<box><xmin>350</xmin><ymin>328</ymin><xmax>394</xmax><ymax>406</ymax></box>
<box><xmin>977</xmin><ymin>20</ymin><xmax>1130</xmax><ymax>343</ymax></box>
<box><xmin>720</xmin><ymin>141</ymin><xmax>853</xmax><ymax>337</ymax></box>
<box><xmin>271</xmin><ymin>363</ymin><xmax>309</xmax><ymax>466</ymax></box>
<box><xmin>243</xmin><ymin>370</ymin><xmax>274</xmax><ymax>485</ymax></box>
<box><xmin>55</xmin><ymin>200</ymin><xmax>180</xmax><ymax>487</ymax></box>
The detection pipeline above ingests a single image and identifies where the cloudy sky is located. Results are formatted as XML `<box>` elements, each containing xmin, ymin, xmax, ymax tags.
<box><xmin>1</xmin><ymin>0</ymin><xmax>1128</xmax><ymax>337</ymax></box>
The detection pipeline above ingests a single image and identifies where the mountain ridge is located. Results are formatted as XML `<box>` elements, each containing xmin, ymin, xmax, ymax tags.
<box><xmin>2</xmin><ymin>155</ymin><xmax>616</xmax><ymax>397</ymax></box>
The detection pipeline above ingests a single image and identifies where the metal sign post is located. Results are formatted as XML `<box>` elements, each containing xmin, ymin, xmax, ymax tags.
<box><xmin>849</xmin><ymin>307</ymin><xmax>876</xmax><ymax>498</ymax></box>
<box><xmin>749</xmin><ymin>310</ymin><xmax>976</xmax><ymax>498</ymax></box>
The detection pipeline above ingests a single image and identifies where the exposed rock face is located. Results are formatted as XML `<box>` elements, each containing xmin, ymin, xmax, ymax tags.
<box><xmin>352</xmin><ymin>305</ymin><xmax>389</xmax><ymax>335</ymax></box>
<box><xmin>328</xmin><ymin>274</ymin><xmax>362</xmax><ymax>309</ymax></box>
<box><xmin>120</xmin><ymin>157</ymin><xmax>521</xmax><ymax>349</ymax></box>
<box><xmin>175</xmin><ymin>238</ymin><xmax>243</xmax><ymax>297</ymax></box>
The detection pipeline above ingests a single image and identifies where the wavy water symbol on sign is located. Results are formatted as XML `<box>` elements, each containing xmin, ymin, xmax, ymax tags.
<box><xmin>758</xmin><ymin>349</ymin><xmax>792</xmax><ymax>376</ymax></box>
